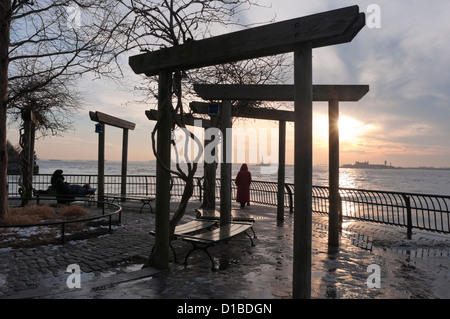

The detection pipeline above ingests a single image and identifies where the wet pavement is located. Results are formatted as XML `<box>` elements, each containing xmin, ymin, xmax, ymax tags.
<box><xmin>0</xmin><ymin>200</ymin><xmax>449</xmax><ymax>300</ymax></box>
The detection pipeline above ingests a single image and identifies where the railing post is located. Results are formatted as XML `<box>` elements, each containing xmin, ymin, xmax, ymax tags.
<box><xmin>402</xmin><ymin>194</ymin><xmax>413</xmax><ymax>239</ymax></box>
<box><xmin>285</xmin><ymin>184</ymin><xmax>294</xmax><ymax>213</ymax></box>
<box><xmin>197</xmin><ymin>177</ymin><xmax>203</xmax><ymax>202</ymax></box>
<box><xmin>406</xmin><ymin>196</ymin><xmax>413</xmax><ymax>240</ymax></box>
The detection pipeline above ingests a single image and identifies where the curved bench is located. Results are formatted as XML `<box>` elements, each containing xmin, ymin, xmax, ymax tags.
<box><xmin>181</xmin><ymin>221</ymin><xmax>255</xmax><ymax>270</ymax></box>
<box><xmin>149</xmin><ymin>219</ymin><xmax>217</xmax><ymax>262</ymax></box>
<box><xmin>104</xmin><ymin>194</ymin><xmax>155</xmax><ymax>213</ymax></box>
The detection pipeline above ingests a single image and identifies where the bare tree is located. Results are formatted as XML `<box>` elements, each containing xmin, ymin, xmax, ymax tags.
<box><xmin>119</xmin><ymin>0</ymin><xmax>292</xmax><ymax>267</ymax></box>
<box><xmin>0</xmin><ymin>0</ymin><xmax>132</xmax><ymax>217</ymax></box>
<box><xmin>7</xmin><ymin>62</ymin><xmax>84</xmax><ymax>137</ymax></box>
<box><xmin>0</xmin><ymin>0</ymin><xmax>13</xmax><ymax>219</ymax></box>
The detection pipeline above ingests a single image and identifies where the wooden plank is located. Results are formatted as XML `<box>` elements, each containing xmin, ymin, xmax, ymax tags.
<box><xmin>89</xmin><ymin>111</ymin><xmax>136</xmax><ymax>130</ymax></box>
<box><xmin>293</xmin><ymin>42</ymin><xmax>313</xmax><ymax>299</ymax></box>
<box><xmin>149</xmin><ymin>220</ymin><xmax>216</xmax><ymax>236</ymax></box>
<box><xmin>174</xmin><ymin>220</ymin><xmax>216</xmax><ymax>235</ymax></box>
<box><xmin>277</xmin><ymin>120</ymin><xmax>286</xmax><ymax>221</ymax></box>
<box><xmin>234</xmin><ymin>105</ymin><xmax>294</xmax><ymax>121</ymax></box>
<box><xmin>195</xmin><ymin>208</ymin><xmax>255</xmax><ymax>223</ymax></box>
<box><xmin>313</xmin><ymin>12</ymin><xmax>366</xmax><ymax>48</ymax></box>
<box><xmin>328</xmin><ymin>99</ymin><xmax>340</xmax><ymax>247</ymax></box>
<box><xmin>154</xmin><ymin>70</ymin><xmax>173</xmax><ymax>270</ymax></box>
<box><xmin>129</xmin><ymin>6</ymin><xmax>363</xmax><ymax>76</ymax></box>
<box><xmin>97</xmin><ymin>123</ymin><xmax>105</xmax><ymax>206</ymax></box>
<box><xmin>220</xmin><ymin>99</ymin><xmax>232</xmax><ymax>226</ymax></box>
<box><xmin>189</xmin><ymin>101</ymin><xmax>220</xmax><ymax>116</ymax></box>
<box><xmin>121</xmin><ymin>129</ymin><xmax>129</xmax><ymax>199</ymax></box>
<box><xmin>190</xmin><ymin>100</ymin><xmax>295</xmax><ymax>121</ymax></box>
<box><xmin>193</xmin><ymin>84</ymin><xmax>369</xmax><ymax>102</ymax></box>
<box><xmin>145</xmin><ymin>109</ymin><xmax>211</xmax><ymax>128</ymax></box>
<box><xmin>182</xmin><ymin>223</ymin><xmax>253</xmax><ymax>244</ymax></box>
<box><xmin>313</xmin><ymin>84</ymin><xmax>369</xmax><ymax>101</ymax></box>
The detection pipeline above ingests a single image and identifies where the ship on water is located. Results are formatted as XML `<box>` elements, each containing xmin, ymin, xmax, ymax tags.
<box><xmin>256</xmin><ymin>156</ymin><xmax>271</xmax><ymax>166</ymax></box>
<box><xmin>341</xmin><ymin>160</ymin><xmax>398</xmax><ymax>169</ymax></box>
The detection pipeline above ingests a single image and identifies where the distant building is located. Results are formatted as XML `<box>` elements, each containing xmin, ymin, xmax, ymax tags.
<box><xmin>341</xmin><ymin>161</ymin><xmax>397</xmax><ymax>169</ymax></box>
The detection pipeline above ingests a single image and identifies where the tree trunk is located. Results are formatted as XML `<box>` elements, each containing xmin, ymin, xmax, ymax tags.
<box><xmin>144</xmin><ymin>176</ymin><xmax>194</xmax><ymax>268</ymax></box>
<box><xmin>169</xmin><ymin>177</ymin><xmax>194</xmax><ymax>239</ymax></box>
<box><xmin>0</xmin><ymin>0</ymin><xmax>11</xmax><ymax>220</ymax></box>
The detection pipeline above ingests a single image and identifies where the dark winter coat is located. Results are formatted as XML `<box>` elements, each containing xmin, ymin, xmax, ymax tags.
<box><xmin>235</xmin><ymin>164</ymin><xmax>251</xmax><ymax>203</ymax></box>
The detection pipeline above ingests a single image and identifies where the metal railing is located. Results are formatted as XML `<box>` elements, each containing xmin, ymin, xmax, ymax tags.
<box><xmin>7</xmin><ymin>174</ymin><xmax>450</xmax><ymax>237</ymax></box>
<box><xmin>296</xmin><ymin>185</ymin><xmax>450</xmax><ymax>237</ymax></box>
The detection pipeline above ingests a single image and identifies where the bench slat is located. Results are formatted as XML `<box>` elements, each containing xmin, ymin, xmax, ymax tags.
<box><xmin>149</xmin><ymin>220</ymin><xmax>216</xmax><ymax>237</ymax></box>
<box><xmin>195</xmin><ymin>208</ymin><xmax>255</xmax><ymax>223</ymax></box>
<box><xmin>182</xmin><ymin>221</ymin><xmax>256</xmax><ymax>270</ymax></box>
<box><xmin>174</xmin><ymin>220</ymin><xmax>217</xmax><ymax>235</ymax></box>
<box><xmin>181</xmin><ymin>222</ymin><xmax>253</xmax><ymax>245</ymax></box>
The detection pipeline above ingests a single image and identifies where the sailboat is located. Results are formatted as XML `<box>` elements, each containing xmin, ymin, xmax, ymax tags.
<box><xmin>257</xmin><ymin>156</ymin><xmax>270</xmax><ymax>166</ymax></box>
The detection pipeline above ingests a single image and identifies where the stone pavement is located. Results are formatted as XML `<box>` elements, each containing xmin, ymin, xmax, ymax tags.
<box><xmin>0</xmin><ymin>200</ymin><xmax>449</xmax><ymax>300</ymax></box>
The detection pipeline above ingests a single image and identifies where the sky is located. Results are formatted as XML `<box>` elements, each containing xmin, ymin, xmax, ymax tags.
<box><xmin>7</xmin><ymin>0</ymin><xmax>450</xmax><ymax>168</ymax></box>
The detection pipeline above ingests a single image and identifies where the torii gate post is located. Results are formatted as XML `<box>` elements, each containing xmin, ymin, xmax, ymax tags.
<box><xmin>278</xmin><ymin>120</ymin><xmax>286</xmax><ymax>222</ymax></box>
<box><xmin>220</xmin><ymin>100</ymin><xmax>232</xmax><ymax>225</ymax></box>
<box><xmin>154</xmin><ymin>71</ymin><xmax>173</xmax><ymax>269</ymax></box>
<box><xmin>328</xmin><ymin>98</ymin><xmax>340</xmax><ymax>247</ymax></box>
<box><xmin>293</xmin><ymin>42</ymin><xmax>313</xmax><ymax>298</ymax></box>
<box><xmin>129</xmin><ymin>5</ymin><xmax>365</xmax><ymax>298</ymax></box>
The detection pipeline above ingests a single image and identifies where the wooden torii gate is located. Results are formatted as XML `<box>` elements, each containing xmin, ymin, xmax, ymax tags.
<box><xmin>193</xmin><ymin>84</ymin><xmax>369</xmax><ymax>248</ymax></box>
<box><xmin>129</xmin><ymin>6</ymin><xmax>365</xmax><ymax>299</ymax></box>
<box><xmin>89</xmin><ymin>111</ymin><xmax>136</xmax><ymax>205</ymax></box>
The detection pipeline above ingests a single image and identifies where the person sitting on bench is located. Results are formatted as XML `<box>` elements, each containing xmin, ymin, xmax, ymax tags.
<box><xmin>51</xmin><ymin>169</ymin><xmax>96</xmax><ymax>195</ymax></box>
<box><xmin>34</xmin><ymin>169</ymin><xmax>96</xmax><ymax>203</ymax></box>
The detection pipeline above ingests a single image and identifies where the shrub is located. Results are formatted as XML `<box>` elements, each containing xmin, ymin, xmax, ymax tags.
<box><xmin>1</xmin><ymin>205</ymin><xmax>57</xmax><ymax>225</ymax></box>
<box><xmin>0</xmin><ymin>204</ymin><xmax>92</xmax><ymax>225</ymax></box>
<box><xmin>60</xmin><ymin>205</ymin><xmax>92</xmax><ymax>220</ymax></box>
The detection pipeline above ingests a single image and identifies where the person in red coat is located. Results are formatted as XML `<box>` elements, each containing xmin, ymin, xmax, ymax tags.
<box><xmin>235</xmin><ymin>163</ymin><xmax>252</xmax><ymax>208</ymax></box>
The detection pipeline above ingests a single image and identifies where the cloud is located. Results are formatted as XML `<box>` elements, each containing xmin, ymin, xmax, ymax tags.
<box><xmin>24</xmin><ymin>1</ymin><xmax>450</xmax><ymax>167</ymax></box>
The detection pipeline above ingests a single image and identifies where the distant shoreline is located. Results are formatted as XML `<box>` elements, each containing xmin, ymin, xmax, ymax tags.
<box><xmin>341</xmin><ymin>166</ymin><xmax>450</xmax><ymax>171</ymax></box>
<box><xmin>399</xmin><ymin>166</ymin><xmax>450</xmax><ymax>171</ymax></box>
<box><xmin>37</xmin><ymin>159</ymin><xmax>450</xmax><ymax>171</ymax></box>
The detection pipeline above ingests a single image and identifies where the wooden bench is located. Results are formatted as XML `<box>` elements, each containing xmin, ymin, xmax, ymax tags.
<box><xmin>104</xmin><ymin>194</ymin><xmax>155</xmax><ymax>213</ymax></box>
<box><xmin>195</xmin><ymin>208</ymin><xmax>255</xmax><ymax>223</ymax></box>
<box><xmin>150</xmin><ymin>219</ymin><xmax>217</xmax><ymax>262</ymax></box>
<box><xmin>181</xmin><ymin>221</ymin><xmax>255</xmax><ymax>270</ymax></box>
<box><xmin>34</xmin><ymin>193</ymin><xmax>95</xmax><ymax>206</ymax></box>
<box><xmin>195</xmin><ymin>208</ymin><xmax>256</xmax><ymax>238</ymax></box>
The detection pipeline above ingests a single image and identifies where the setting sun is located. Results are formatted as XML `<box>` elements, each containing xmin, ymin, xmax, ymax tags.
<box><xmin>314</xmin><ymin>113</ymin><xmax>367</xmax><ymax>142</ymax></box>
<box><xmin>338</xmin><ymin>116</ymin><xmax>366</xmax><ymax>142</ymax></box>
